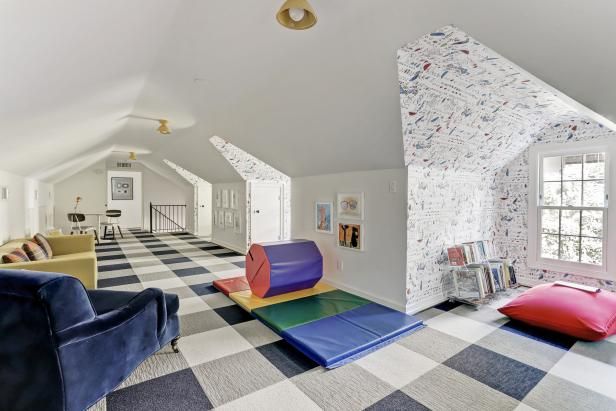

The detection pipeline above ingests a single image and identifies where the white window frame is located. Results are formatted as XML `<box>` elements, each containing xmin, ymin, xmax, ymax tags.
<box><xmin>528</xmin><ymin>138</ymin><xmax>614</xmax><ymax>280</ymax></box>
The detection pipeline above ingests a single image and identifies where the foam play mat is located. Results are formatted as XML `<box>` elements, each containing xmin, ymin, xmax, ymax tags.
<box><xmin>214</xmin><ymin>276</ymin><xmax>424</xmax><ymax>368</ymax></box>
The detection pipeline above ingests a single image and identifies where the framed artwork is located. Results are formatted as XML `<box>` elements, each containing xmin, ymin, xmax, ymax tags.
<box><xmin>233</xmin><ymin>212</ymin><xmax>242</xmax><ymax>233</ymax></box>
<box><xmin>315</xmin><ymin>202</ymin><xmax>333</xmax><ymax>233</ymax></box>
<box><xmin>225</xmin><ymin>211</ymin><xmax>233</xmax><ymax>227</ymax></box>
<box><xmin>230</xmin><ymin>190</ymin><xmax>238</xmax><ymax>209</ymax></box>
<box><xmin>215</xmin><ymin>190</ymin><xmax>221</xmax><ymax>208</ymax></box>
<box><xmin>338</xmin><ymin>223</ymin><xmax>363</xmax><ymax>251</ymax></box>
<box><xmin>337</xmin><ymin>192</ymin><xmax>364</xmax><ymax>220</ymax></box>
<box><xmin>222</xmin><ymin>189</ymin><xmax>229</xmax><ymax>208</ymax></box>
<box><xmin>0</xmin><ymin>186</ymin><xmax>8</xmax><ymax>200</ymax></box>
<box><xmin>111</xmin><ymin>177</ymin><xmax>133</xmax><ymax>200</ymax></box>
<box><xmin>217</xmin><ymin>210</ymin><xmax>225</xmax><ymax>228</ymax></box>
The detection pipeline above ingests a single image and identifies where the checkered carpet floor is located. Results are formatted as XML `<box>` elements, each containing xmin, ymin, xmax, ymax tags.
<box><xmin>90</xmin><ymin>230</ymin><xmax>616</xmax><ymax>411</ymax></box>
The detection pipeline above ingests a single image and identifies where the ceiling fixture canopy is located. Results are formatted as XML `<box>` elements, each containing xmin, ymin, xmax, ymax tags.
<box><xmin>157</xmin><ymin>119</ymin><xmax>171</xmax><ymax>135</ymax></box>
<box><xmin>276</xmin><ymin>0</ymin><xmax>317</xmax><ymax>30</ymax></box>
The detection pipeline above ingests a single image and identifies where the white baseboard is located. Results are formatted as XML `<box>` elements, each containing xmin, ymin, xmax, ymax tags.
<box><xmin>211</xmin><ymin>238</ymin><xmax>246</xmax><ymax>255</ymax></box>
<box><xmin>405</xmin><ymin>295</ymin><xmax>449</xmax><ymax>315</ymax></box>
<box><xmin>323</xmin><ymin>277</ymin><xmax>407</xmax><ymax>312</ymax></box>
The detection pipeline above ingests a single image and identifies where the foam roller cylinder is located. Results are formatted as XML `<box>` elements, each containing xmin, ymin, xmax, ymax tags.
<box><xmin>246</xmin><ymin>240</ymin><xmax>323</xmax><ymax>298</ymax></box>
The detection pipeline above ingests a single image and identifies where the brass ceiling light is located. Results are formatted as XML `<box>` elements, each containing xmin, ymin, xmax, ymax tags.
<box><xmin>128</xmin><ymin>152</ymin><xmax>137</xmax><ymax>161</ymax></box>
<box><xmin>157</xmin><ymin>119</ymin><xmax>171</xmax><ymax>135</ymax></box>
<box><xmin>276</xmin><ymin>0</ymin><xmax>317</xmax><ymax>30</ymax></box>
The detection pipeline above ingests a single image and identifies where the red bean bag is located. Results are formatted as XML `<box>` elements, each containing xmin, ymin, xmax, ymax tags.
<box><xmin>498</xmin><ymin>282</ymin><xmax>616</xmax><ymax>341</ymax></box>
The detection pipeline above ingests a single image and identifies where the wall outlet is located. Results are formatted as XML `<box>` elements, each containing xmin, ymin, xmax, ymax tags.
<box><xmin>337</xmin><ymin>259</ymin><xmax>343</xmax><ymax>271</ymax></box>
<box><xmin>389</xmin><ymin>180</ymin><xmax>398</xmax><ymax>193</ymax></box>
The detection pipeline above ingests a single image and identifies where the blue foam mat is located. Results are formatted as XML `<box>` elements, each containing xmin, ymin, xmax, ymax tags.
<box><xmin>280</xmin><ymin>303</ymin><xmax>424</xmax><ymax>368</ymax></box>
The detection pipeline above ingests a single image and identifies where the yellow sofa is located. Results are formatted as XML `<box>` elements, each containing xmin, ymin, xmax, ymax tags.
<box><xmin>0</xmin><ymin>235</ymin><xmax>98</xmax><ymax>289</ymax></box>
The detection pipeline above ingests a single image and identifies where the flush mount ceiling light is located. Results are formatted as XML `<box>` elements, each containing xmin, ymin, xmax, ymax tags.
<box><xmin>157</xmin><ymin>119</ymin><xmax>171</xmax><ymax>135</ymax></box>
<box><xmin>276</xmin><ymin>0</ymin><xmax>317</xmax><ymax>30</ymax></box>
<box><xmin>128</xmin><ymin>152</ymin><xmax>137</xmax><ymax>161</ymax></box>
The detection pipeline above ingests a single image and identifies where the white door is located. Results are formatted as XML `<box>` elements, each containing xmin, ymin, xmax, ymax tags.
<box><xmin>197</xmin><ymin>181</ymin><xmax>212</xmax><ymax>237</ymax></box>
<box><xmin>107</xmin><ymin>171</ymin><xmax>143</xmax><ymax>229</ymax></box>
<box><xmin>250</xmin><ymin>181</ymin><xmax>282</xmax><ymax>244</ymax></box>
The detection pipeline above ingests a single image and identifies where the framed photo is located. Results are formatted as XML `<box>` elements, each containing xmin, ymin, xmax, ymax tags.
<box><xmin>315</xmin><ymin>202</ymin><xmax>333</xmax><ymax>233</ymax></box>
<box><xmin>217</xmin><ymin>210</ymin><xmax>225</xmax><ymax>228</ymax></box>
<box><xmin>222</xmin><ymin>189</ymin><xmax>229</xmax><ymax>208</ymax></box>
<box><xmin>337</xmin><ymin>192</ymin><xmax>364</xmax><ymax>220</ymax></box>
<box><xmin>111</xmin><ymin>177</ymin><xmax>133</xmax><ymax>200</ymax></box>
<box><xmin>215</xmin><ymin>190</ymin><xmax>221</xmax><ymax>208</ymax></box>
<box><xmin>0</xmin><ymin>186</ymin><xmax>8</xmax><ymax>200</ymax></box>
<box><xmin>225</xmin><ymin>211</ymin><xmax>233</xmax><ymax>227</ymax></box>
<box><xmin>233</xmin><ymin>212</ymin><xmax>242</xmax><ymax>233</ymax></box>
<box><xmin>230</xmin><ymin>190</ymin><xmax>238</xmax><ymax>209</ymax></box>
<box><xmin>338</xmin><ymin>223</ymin><xmax>363</xmax><ymax>251</ymax></box>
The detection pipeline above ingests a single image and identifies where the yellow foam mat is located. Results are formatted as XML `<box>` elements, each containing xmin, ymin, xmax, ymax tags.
<box><xmin>229</xmin><ymin>282</ymin><xmax>336</xmax><ymax>312</ymax></box>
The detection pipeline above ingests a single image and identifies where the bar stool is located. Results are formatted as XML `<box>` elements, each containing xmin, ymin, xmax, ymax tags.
<box><xmin>101</xmin><ymin>209</ymin><xmax>123</xmax><ymax>240</ymax></box>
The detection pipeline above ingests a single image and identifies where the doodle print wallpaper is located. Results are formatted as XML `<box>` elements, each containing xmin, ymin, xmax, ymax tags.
<box><xmin>399</xmin><ymin>25</ymin><xmax>615</xmax><ymax>312</ymax></box>
<box><xmin>209</xmin><ymin>136</ymin><xmax>291</xmax><ymax>248</ymax></box>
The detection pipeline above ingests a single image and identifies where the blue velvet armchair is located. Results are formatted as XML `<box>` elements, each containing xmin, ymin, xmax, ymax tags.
<box><xmin>0</xmin><ymin>269</ymin><xmax>180</xmax><ymax>411</ymax></box>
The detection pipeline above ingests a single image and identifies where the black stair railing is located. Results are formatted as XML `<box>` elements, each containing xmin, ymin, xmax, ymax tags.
<box><xmin>150</xmin><ymin>203</ymin><xmax>186</xmax><ymax>233</ymax></box>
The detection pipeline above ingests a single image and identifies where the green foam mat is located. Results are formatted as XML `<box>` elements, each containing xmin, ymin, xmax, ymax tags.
<box><xmin>251</xmin><ymin>289</ymin><xmax>371</xmax><ymax>333</ymax></box>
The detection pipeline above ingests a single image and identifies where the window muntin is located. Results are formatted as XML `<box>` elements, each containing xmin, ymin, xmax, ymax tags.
<box><xmin>539</xmin><ymin>153</ymin><xmax>606</xmax><ymax>266</ymax></box>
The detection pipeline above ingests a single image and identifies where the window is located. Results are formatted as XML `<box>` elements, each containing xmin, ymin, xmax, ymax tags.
<box><xmin>529</xmin><ymin>139</ymin><xmax>614</xmax><ymax>279</ymax></box>
<box><xmin>539</xmin><ymin>153</ymin><xmax>606</xmax><ymax>265</ymax></box>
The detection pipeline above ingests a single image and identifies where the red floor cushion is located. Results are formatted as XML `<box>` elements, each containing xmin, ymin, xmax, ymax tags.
<box><xmin>498</xmin><ymin>283</ymin><xmax>616</xmax><ymax>341</ymax></box>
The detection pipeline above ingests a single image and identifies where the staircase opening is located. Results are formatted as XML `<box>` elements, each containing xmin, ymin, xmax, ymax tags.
<box><xmin>149</xmin><ymin>203</ymin><xmax>186</xmax><ymax>233</ymax></box>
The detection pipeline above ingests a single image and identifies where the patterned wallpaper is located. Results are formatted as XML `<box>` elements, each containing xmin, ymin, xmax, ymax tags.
<box><xmin>494</xmin><ymin>119</ymin><xmax>615</xmax><ymax>289</ymax></box>
<box><xmin>398</xmin><ymin>25</ymin><xmax>616</xmax><ymax>312</ymax></box>
<box><xmin>209</xmin><ymin>136</ymin><xmax>291</xmax><ymax>247</ymax></box>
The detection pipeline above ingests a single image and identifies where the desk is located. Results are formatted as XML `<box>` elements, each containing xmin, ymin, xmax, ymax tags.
<box><xmin>83</xmin><ymin>213</ymin><xmax>106</xmax><ymax>234</ymax></box>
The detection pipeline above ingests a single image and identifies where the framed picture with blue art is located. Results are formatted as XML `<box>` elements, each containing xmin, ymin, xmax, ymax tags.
<box><xmin>315</xmin><ymin>202</ymin><xmax>333</xmax><ymax>233</ymax></box>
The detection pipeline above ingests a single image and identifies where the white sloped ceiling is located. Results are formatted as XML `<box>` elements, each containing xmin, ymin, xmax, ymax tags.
<box><xmin>1</xmin><ymin>1</ymin><xmax>615</xmax><ymax>182</ymax></box>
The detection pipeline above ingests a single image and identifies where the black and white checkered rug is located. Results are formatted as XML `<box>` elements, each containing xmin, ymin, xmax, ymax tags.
<box><xmin>91</xmin><ymin>230</ymin><xmax>616</xmax><ymax>410</ymax></box>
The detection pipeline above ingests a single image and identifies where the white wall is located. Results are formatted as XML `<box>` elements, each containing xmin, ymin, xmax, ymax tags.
<box><xmin>211</xmin><ymin>181</ymin><xmax>247</xmax><ymax>254</ymax></box>
<box><xmin>292</xmin><ymin>168</ymin><xmax>408</xmax><ymax>311</ymax></box>
<box><xmin>54</xmin><ymin>161</ymin><xmax>193</xmax><ymax>233</ymax></box>
<box><xmin>0</xmin><ymin>169</ymin><xmax>54</xmax><ymax>243</ymax></box>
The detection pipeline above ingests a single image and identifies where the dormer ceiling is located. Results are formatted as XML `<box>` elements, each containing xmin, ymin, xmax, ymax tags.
<box><xmin>2</xmin><ymin>1</ymin><xmax>615</xmax><ymax>182</ymax></box>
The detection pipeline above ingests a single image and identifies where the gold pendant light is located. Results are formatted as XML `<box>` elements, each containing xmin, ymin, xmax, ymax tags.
<box><xmin>157</xmin><ymin>119</ymin><xmax>171</xmax><ymax>135</ymax></box>
<box><xmin>276</xmin><ymin>0</ymin><xmax>317</xmax><ymax>30</ymax></box>
<box><xmin>128</xmin><ymin>152</ymin><xmax>137</xmax><ymax>161</ymax></box>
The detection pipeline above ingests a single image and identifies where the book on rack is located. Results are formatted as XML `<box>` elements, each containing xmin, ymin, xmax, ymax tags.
<box><xmin>447</xmin><ymin>240</ymin><xmax>493</xmax><ymax>265</ymax></box>
<box><xmin>447</xmin><ymin>247</ymin><xmax>466</xmax><ymax>266</ymax></box>
<box><xmin>453</xmin><ymin>268</ymin><xmax>484</xmax><ymax>299</ymax></box>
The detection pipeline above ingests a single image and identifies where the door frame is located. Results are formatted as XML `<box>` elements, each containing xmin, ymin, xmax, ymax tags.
<box><xmin>247</xmin><ymin>180</ymin><xmax>284</xmax><ymax>246</ymax></box>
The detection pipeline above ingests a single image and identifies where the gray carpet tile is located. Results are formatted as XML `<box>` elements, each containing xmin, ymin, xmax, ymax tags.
<box><xmin>191</xmin><ymin>349</ymin><xmax>286</xmax><ymax>406</ymax></box>
<box><xmin>523</xmin><ymin>374</ymin><xmax>616</xmax><ymax>411</ymax></box>
<box><xmin>402</xmin><ymin>365</ymin><xmax>520</xmax><ymax>411</ymax></box>
<box><xmin>443</xmin><ymin>344</ymin><xmax>546</xmax><ymax>400</ymax></box>
<box><xmin>397</xmin><ymin>326</ymin><xmax>470</xmax><ymax>363</ymax></box>
<box><xmin>292</xmin><ymin>365</ymin><xmax>395</xmax><ymax>411</ymax></box>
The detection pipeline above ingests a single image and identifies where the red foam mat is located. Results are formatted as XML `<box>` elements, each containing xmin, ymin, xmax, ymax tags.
<box><xmin>212</xmin><ymin>276</ymin><xmax>250</xmax><ymax>296</ymax></box>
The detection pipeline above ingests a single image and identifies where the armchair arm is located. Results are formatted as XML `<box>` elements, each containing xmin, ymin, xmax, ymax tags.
<box><xmin>47</xmin><ymin>234</ymin><xmax>95</xmax><ymax>255</ymax></box>
<box><xmin>56</xmin><ymin>288</ymin><xmax>167</xmax><ymax>348</ymax></box>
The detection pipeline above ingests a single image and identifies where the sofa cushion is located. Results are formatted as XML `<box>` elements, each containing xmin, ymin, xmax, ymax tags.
<box><xmin>34</xmin><ymin>233</ymin><xmax>53</xmax><ymax>258</ymax></box>
<box><xmin>2</xmin><ymin>248</ymin><xmax>30</xmax><ymax>264</ymax></box>
<box><xmin>23</xmin><ymin>241</ymin><xmax>49</xmax><ymax>262</ymax></box>
<box><xmin>498</xmin><ymin>282</ymin><xmax>616</xmax><ymax>341</ymax></box>
<box><xmin>51</xmin><ymin>251</ymin><xmax>95</xmax><ymax>261</ymax></box>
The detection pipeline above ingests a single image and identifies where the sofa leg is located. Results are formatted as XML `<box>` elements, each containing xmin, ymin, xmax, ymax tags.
<box><xmin>171</xmin><ymin>336</ymin><xmax>180</xmax><ymax>353</ymax></box>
